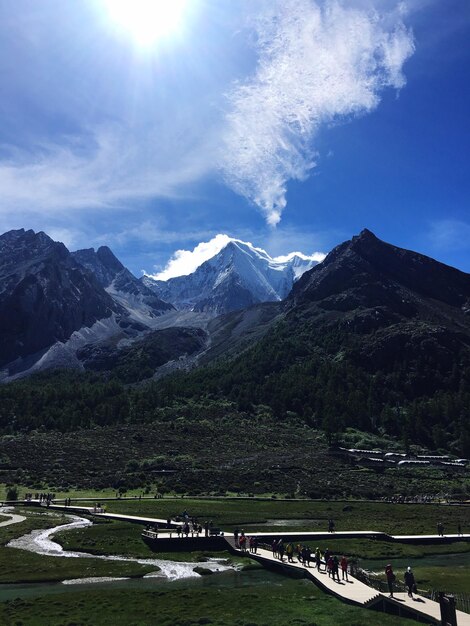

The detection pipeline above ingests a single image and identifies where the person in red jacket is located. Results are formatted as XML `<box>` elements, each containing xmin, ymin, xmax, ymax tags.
<box><xmin>340</xmin><ymin>555</ymin><xmax>348</xmax><ymax>581</ymax></box>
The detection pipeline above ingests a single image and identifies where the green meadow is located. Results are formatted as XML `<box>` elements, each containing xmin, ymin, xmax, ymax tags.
<box><xmin>1</xmin><ymin>497</ymin><xmax>469</xmax><ymax>624</ymax></box>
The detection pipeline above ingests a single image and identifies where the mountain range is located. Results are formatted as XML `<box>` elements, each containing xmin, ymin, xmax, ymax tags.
<box><xmin>0</xmin><ymin>229</ymin><xmax>316</xmax><ymax>380</ymax></box>
<box><xmin>1</xmin><ymin>227</ymin><xmax>470</xmax><ymax>454</ymax></box>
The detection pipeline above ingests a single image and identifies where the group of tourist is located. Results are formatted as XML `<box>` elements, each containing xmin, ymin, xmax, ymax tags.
<box><xmin>24</xmin><ymin>492</ymin><xmax>55</xmax><ymax>503</ymax></box>
<box><xmin>175</xmin><ymin>515</ymin><xmax>214</xmax><ymax>538</ymax></box>
<box><xmin>270</xmin><ymin>540</ymin><xmax>349</xmax><ymax>582</ymax></box>
<box><xmin>236</xmin><ymin>532</ymin><xmax>258</xmax><ymax>553</ymax></box>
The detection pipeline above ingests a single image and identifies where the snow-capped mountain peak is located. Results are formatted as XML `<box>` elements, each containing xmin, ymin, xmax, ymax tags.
<box><xmin>142</xmin><ymin>236</ymin><xmax>322</xmax><ymax>314</ymax></box>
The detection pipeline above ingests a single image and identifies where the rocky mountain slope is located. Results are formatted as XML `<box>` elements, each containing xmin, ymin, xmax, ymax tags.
<box><xmin>72</xmin><ymin>246</ymin><xmax>173</xmax><ymax>324</ymax></box>
<box><xmin>143</xmin><ymin>239</ymin><xmax>318</xmax><ymax>314</ymax></box>
<box><xmin>288</xmin><ymin>228</ymin><xmax>470</xmax><ymax>370</ymax></box>
<box><xmin>194</xmin><ymin>228</ymin><xmax>470</xmax><ymax>369</ymax></box>
<box><xmin>0</xmin><ymin>230</ymin><xmax>187</xmax><ymax>381</ymax></box>
<box><xmin>0</xmin><ymin>229</ymin><xmax>121</xmax><ymax>371</ymax></box>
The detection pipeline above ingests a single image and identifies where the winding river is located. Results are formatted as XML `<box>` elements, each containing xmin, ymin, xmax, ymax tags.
<box><xmin>4</xmin><ymin>509</ymin><xmax>234</xmax><ymax>584</ymax></box>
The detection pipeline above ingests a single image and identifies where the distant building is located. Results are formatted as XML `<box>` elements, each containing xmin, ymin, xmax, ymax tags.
<box><xmin>397</xmin><ymin>460</ymin><xmax>430</xmax><ymax>468</ymax></box>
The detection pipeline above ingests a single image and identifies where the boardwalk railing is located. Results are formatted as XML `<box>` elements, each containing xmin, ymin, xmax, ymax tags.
<box><xmin>356</xmin><ymin>568</ymin><xmax>470</xmax><ymax>616</ymax></box>
<box><xmin>426</xmin><ymin>591</ymin><xmax>470</xmax><ymax>615</ymax></box>
<box><xmin>354</xmin><ymin>566</ymin><xmax>407</xmax><ymax>595</ymax></box>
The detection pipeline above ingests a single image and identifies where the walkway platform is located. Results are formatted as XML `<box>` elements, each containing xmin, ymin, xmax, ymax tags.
<box><xmin>228</xmin><ymin>542</ymin><xmax>470</xmax><ymax>625</ymax></box>
<box><xmin>18</xmin><ymin>501</ymin><xmax>184</xmax><ymax>528</ymax></box>
<box><xmin>238</xmin><ymin>530</ymin><xmax>470</xmax><ymax>545</ymax></box>
<box><xmin>94</xmin><ymin>511</ymin><xmax>183</xmax><ymax>528</ymax></box>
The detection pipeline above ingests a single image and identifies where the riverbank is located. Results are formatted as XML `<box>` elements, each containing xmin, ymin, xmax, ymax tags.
<box><xmin>2</xmin><ymin>499</ymin><xmax>469</xmax><ymax>624</ymax></box>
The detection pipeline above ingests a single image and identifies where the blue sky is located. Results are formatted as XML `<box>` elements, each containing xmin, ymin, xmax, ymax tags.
<box><xmin>0</xmin><ymin>0</ymin><xmax>469</xmax><ymax>278</ymax></box>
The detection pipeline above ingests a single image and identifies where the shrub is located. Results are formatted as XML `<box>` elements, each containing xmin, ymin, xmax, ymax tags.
<box><xmin>6</xmin><ymin>485</ymin><xmax>18</xmax><ymax>501</ymax></box>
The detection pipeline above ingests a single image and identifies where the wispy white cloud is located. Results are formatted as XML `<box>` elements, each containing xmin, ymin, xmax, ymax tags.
<box><xmin>149</xmin><ymin>234</ymin><xmax>233</xmax><ymax>280</ymax></box>
<box><xmin>425</xmin><ymin>219</ymin><xmax>470</xmax><ymax>252</ymax></box>
<box><xmin>101</xmin><ymin>222</ymin><xmax>217</xmax><ymax>248</ymax></box>
<box><xmin>220</xmin><ymin>0</ymin><xmax>415</xmax><ymax>226</ymax></box>
<box><xmin>0</xmin><ymin>0</ymin><xmax>415</xmax><ymax>230</ymax></box>
<box><xmin>0</xmin><ymin>121</ymin><xmax>216</xmax><ymax>216</ymax></box>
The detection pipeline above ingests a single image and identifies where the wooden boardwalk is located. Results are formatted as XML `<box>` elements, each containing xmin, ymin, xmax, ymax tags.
<box><xmin>94</xmin><ymin>511</ymin><xmax>184</xmax><ymax>527</ymax></box>
<box><xmin>21</xmin><ymin>501</ymin><xmax>184</xmax><ymax>527</ymax></box>
<box><xmin>236</xmin><ymin>544</ymin><xmax>381</xmax><ymax>606</ymax></box>
<box><xmin>235</xmin><ymin>530</ymin><xmax>470</xmax><ymax>545</ymax></box>
<box><xmin>228</xmin><ymin>541</ymin><xmax>470</xmax><ymax>625</ymax></box>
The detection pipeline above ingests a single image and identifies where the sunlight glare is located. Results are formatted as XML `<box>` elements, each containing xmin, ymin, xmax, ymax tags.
<box><xmin>103</xmin><ymin>0</ymin><xmax>188</xmax><ymax>47</ymax></box>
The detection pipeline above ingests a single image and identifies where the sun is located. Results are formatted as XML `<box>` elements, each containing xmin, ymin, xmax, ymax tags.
<box><xmin>103</xmin><ymin>0</ymin><xmax>188</xmax><ymax>48</ymax></box>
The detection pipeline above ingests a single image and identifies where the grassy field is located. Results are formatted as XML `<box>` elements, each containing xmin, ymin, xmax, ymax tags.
<box><xmin>103</xmin><ymin>497</ymin><xmax>470</xmax><ymax>535</ymax></box>
<box><xmin>0</xmin><ymin>575</ymin><xmax>419</xmax><ymax>626</ymax></box>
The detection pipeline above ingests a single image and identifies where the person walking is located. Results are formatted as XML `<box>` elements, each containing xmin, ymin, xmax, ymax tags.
<box><xmin>278</xmin><ymin>539</ymin><xmax>285</xmax><ymax>561</ymax></box>
<box><xmin>315</xmin><ymin>547</ymin><xmax>321</xmax><ymax>571</ymax></box>
<box><xmin>404</xmin><ymin>566</ymin><xmax>416</xmax><ymax>598</ymax></box>
<box><xmin>327</xmin><ymin>555</ymin><xmax>334</xmax><ymax>578</ymax></box>
<box><xmin>286</xmin><ymin>542</ymin><xmax>294</xmax><ymax>563</ymax></box>
<box><xmin>301</xmin><ymin>546</ymin><xmax>308</xmax><ymax>567</ymax></box>
<box><xmin>332</xmin><ymin>555</ymin><xmax>340</xmax><ymax>582</ymax></box>
<box><xmin>340</xmin><ymin>555</ymin><xmax>348</xmax><ymax>581</ymax></box>
<box><xmin>306</xmin><ymin>545</ymin><xmax>312</xmax><ymax>567</ymax></box>
<box><xmin>272</xmin><ymin>538</ymin><xmax>278</xmax><ymax>558</ymax></box>
<box><xmin>323</xmin><ymin>548</ymin><xmax>330</xmax><ymax>572</ymax></box>
<box><xmin>385</xmin><ymin>563</ymin><xmax>395</xmax><ymax>598</ymax></box>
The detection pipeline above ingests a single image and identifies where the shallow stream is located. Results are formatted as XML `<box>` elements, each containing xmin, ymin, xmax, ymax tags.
<box><xmin>5</xmin><ymin>511</ymin><xmax>233</xmax><ymax>586</ymax></box>
<box><xmin>0</xmin><ymin>569</ymin><xmax>286</xmax><ymax>603</ymax></box>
